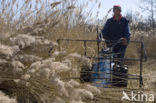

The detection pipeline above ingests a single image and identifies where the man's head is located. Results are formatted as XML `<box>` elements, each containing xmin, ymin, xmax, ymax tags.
<box><xmin>113</xmin><ymin>5</ymin><xmax>121</xmax><ymax>16</ymax></box>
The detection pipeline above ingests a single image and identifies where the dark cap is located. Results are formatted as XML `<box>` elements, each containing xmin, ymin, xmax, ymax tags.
<box><xmin>113</xmin><ymin>5</ymin><xmax>121</xmax><ymax>12</ymax></box>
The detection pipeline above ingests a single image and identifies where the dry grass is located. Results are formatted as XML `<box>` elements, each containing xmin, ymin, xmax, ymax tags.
<box><xmin>0</xmin><ymin>0</ymin><xmax>156</xmax><ymax>103</ymax></box>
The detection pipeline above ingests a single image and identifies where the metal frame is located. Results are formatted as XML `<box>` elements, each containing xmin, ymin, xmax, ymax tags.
<box><xmin>52</xmin><ymin>38</ymin><xmax>147</xmax><ymax>88</ymax></box>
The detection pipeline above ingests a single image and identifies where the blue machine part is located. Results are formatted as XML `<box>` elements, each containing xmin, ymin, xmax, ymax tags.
<box><xmin>92</xmin><ymin>57</ymin><xmax>114</xmax><ymax>87</ymax></box>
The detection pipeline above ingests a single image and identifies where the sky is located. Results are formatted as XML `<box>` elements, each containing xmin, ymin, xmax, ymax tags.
<box><xmin>21</xmin><ymin>0</ymin><xmax>147</xmax><ymax>20</ymax></box>
<box><xmin>82</xmin><ymin>0</ymin><xmax>146</xmax><ymax>19</ymax></box>
<box><xmin>1</xmin><ymin>0</ymin><xmax>148</xmax><ymax>22</ymax></box>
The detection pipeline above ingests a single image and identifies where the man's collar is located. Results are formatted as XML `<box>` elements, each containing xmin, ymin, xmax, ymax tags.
<box><xmin>113</xmin><ymin>14</ymin><xmax>122</xmax><ymax>21</ymax></box>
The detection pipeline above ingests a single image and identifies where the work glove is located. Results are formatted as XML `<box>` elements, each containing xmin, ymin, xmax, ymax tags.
<box><xmin>121</xmin><ymin>38</ymin><xmax>128</xmax><ymax>45</ymax></box>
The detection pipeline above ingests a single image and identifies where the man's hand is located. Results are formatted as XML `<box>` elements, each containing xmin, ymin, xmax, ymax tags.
<box><xmin>101</xmin><ymin>38</ymin><xmax>105</xmax><ymax>42</ymax></box>
<box><xmin>121</xmin><ymin>38</ymin><xmax>127</xmax><ymax>45</ymax></box>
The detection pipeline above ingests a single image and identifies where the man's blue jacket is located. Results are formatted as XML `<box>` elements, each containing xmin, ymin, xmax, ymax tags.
<box><xmin>100</xmin><ymin>17</ymin><xmax>131</xmax><ymax>42</ymax></box>
<box><xmin>100</xmin><ymin>17</ymin><xmax>131</xmax><ymax>59</ymax></box>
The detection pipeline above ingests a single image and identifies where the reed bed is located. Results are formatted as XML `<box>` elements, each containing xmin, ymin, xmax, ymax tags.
<box><xmin>0</xmin><ymin>0</ymin><xmax>156</xmax><ymax>103</ymax></box>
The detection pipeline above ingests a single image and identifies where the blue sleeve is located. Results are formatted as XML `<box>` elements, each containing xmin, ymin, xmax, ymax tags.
<box><xmin>123</xmin><ymin>21</ymin><xmax>131</xmax><ymax>41</ymax></box>
<box><xmin>100</xmin><ymin>20</ymin><xmax>110</xmax><ymax>40</ymax></box>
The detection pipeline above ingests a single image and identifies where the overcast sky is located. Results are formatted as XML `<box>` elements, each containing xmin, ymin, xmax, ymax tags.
<box><xmin>10</xmin><ymin>0</ymin><xmax>149</xmax><ymax>21</ymax></box>
<box><xmin>82</xmin><ymin>0</ymin><xmax>147</xmax><ymax>19</ymax></box>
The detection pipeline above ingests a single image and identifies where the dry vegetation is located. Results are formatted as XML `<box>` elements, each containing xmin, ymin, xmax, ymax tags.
<box><xmin>0</xmin><ymin>0</ymin><xmax>156</xmax><ymax>103</ymax></box>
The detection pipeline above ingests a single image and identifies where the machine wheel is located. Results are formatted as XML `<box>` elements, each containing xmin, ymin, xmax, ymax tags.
<box><xmin>80</xmin><ymin>66</ymin><xmax>92</xmax><ymax>83</ymax></box>
<box><xmin>112</xmin><ymin>65</ymin><xmax>128</xmax><ymax>87</ymax></box>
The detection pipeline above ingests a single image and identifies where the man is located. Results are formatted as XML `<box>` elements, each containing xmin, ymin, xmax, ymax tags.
<box><xmin>100</xmin><ymin>5</ymin><xmax>131</xmax><ymax>61</ymax></box>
